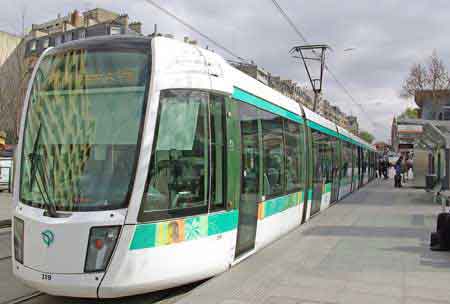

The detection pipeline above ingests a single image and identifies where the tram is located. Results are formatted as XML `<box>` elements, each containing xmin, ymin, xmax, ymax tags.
<box><xmin>12</xmin><ymin>35</ymin><xmax>377</xmax><ymax>298</ymax></box>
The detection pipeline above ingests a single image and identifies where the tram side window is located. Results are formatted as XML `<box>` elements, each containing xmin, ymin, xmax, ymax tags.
<box><xmin>239</xmin><ymin>102</ymin><xmax>260</xmax><ymax>199</ymax></box>
<box><xmin>312</xmin><ymin>130</ymin><xmax>331</xmax><ymax>184</ymax></box>
<box><xmin>330</xmin><ymin>136</ymin><xmax>339</xmax><ymax>182</ymax></box>
<box><xmin>341</xmin><ymin>142</ymin><xmax>352</xmax><ymax>183</ymax></box>
<box><xmin>323</xmin><ymin>134</ymin><xmax>334</xmax><ymax>184</ymax></box>
<box><xmin>284</xmin><ymin>119</ymin><xmax>302</xmax><ymax>192</ymax></box>
<box><xmin>298</xmin><ymin>124</ymin><xmax>306</xmax><ymax>190</ymax></box>
<box><xmin>139</xmin><ymin>90</ymin><xmax>211</xmax><ymax>220</ymax></box>
<box><xmin>210</xmin><ymin>94</ymin><xmax>226</xmax><ymax>211</ymax></box>
<box><xmin>365</xmin><ymin>150</ymin><xmax>370</xmax><ymax>176</ymax></box>
<box><xmin>261</xmin><ymin>111</ymin><xmax>284</xmax><ymax>197</ymax></box>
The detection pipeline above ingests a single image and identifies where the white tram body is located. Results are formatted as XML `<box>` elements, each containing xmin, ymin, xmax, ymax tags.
<box><xmin>12</xmin><ymin>36</ymin><xmax>376</xmax><ymax>298</ymax></box>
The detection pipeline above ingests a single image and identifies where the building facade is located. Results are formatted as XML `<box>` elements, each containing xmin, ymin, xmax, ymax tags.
<box><xmin>232</xmin><ymin>62</ymin><xmax>269</xmax><ymax>86</ymax></box>
<box><xmin>0</xmin><ymin>8</ymin><xmax>144</xmax><ymax>143</ymax></box>
<box><xmin>415</xmin><ymin>90</ymin><xmax>450</xmax><ymax>120</ymax></box>
<box><xmin>391</xmin><ymin>90</ymin><xmax>450</xmax><ymax>189</ymax></box>
<box><xmin>0</xmin><ymin>31</ymin><xmax>21</xmax><ymax>66</ymax></box>
<box><xmin>25</xmin><ymin>8</ymin><xmax>143</xmax><ymax>67</ymax></box>
<box><xmin>0</xmin><ymin>31</ymin><xmax>25</xmax><ymax>143</ymax></box>
<box><xmin>374</xmin><ymin>141</ymin><xmax>390</xmax><ymax>153</ymax></box>
<box><xmin>233</xmin><ymin>62</ymin><xmax>358</xmax><ymax>132</ymax></box>
<box><xmin>347</xmin><ymin>116</ymin><xmax>359</xmax><ymax>134</ymax></box>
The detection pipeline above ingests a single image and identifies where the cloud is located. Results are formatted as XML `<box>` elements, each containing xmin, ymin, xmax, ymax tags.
<box><xmin>2</xmin><ymin>0</ymin><xmax>448</xmax><ymax>142</ymax></box>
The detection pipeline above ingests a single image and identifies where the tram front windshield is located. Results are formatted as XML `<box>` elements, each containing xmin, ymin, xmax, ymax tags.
<box><xmin>19</xmin><ymin>45</ymin><xmax>150</xmax><ymax>211</ymax></box>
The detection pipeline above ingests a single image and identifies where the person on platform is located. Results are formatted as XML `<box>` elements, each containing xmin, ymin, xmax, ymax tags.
<box><xmin>377</xmin><ymin>158</ymin><xmax>382</xmax><ymax>179</ymax></box>
<box><xmin>394</xmin><ymin>157</ymin><xmax>403</xmax><ymax>187</ymax></box>
<box><xmin>402</xmin><ymin>156</ymin><xmax>409</xmax><ymax>183</ymax></box>
<box><xmin>382</xmin><ymin>158</ymin><xmax>389</xmax><ymax>179</ymax></box>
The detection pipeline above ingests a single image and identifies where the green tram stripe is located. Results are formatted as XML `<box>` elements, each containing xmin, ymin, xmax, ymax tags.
<box><xmin>130</xmin><ymin>210</ymin><xmax>238</xmax><ymax>250</ymax></box>
<box><xmin>232</xmin><ymin>87</ymin><xmax>372</xmax><ymax>149</ymax></box>
<box><xmin>260</xmin><ymin>191</ymin><xmax>303</xmax><ymax>219</ymax></box>
<box><xmin>232</xmin><ymin>87</ymin><xmax>304</xmax><ymax>124</ymax></box>
<box><xmin>306</xmin><ymin>120</ymin><xmax>339</xmax><ymax>138</ymax></box>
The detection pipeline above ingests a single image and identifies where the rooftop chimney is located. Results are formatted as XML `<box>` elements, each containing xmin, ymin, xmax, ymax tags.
<box><xmin>71</xmin><ymin>10</ymin><xmax>82</xmax><ymax>27</ymax></box>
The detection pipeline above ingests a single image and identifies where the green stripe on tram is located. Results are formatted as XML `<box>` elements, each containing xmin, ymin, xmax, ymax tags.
<box><xmin>232</xmin><ymin>87</ymin><xmax>364</xmax><ymax>146</ymax></box>
<box><xmin>232</xmin><ymin>87</ymin><xmax>304</xmax><ymax>124</ymax></box>
<box><xmin>130</xmin><ymin>210</ymin><xmax>238</xmax><ymax>250</ymax></box>
<box><xmin>306</xmin><ymin>120</ymin><xmax>339</xmax><ymax>138</ymax></box>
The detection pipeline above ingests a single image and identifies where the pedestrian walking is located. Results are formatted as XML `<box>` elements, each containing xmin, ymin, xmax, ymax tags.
<box><xmin>383</xmin><ymin>158</ymin><xmax>389</xmax><ymax>179</ymax></box>
<box><xmin>407</xmin><ymin>157</ymin><xmax>413</xmax><ymax>179</ymax></box>
<box><xmin>402</xmin><ymin>157</ymin><xmax>408</xmax><ymax>183</ymax></box>
<box><xmin>377</xmin><ymin>158</ymin><xmax>383</xmax><ymax>179</ymax></box>
<box><xmin>394</xmin><ymin>157</ymin><xmax>403</xmax><ymax>188</ymax></box>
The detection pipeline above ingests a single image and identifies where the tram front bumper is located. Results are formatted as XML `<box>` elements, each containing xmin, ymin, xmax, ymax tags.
<box><xmin>13</xmin><ymin>260</ymin><xmax>103</xmax><ymax>298</ymax></box>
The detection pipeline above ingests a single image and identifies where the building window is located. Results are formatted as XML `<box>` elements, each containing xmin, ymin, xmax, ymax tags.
<box><xmin>55</xmin><ymin>35</ymin><xmax>62</xmax><ymax>45</ymax></box>
<box><xmin>444</xmin><ymin>110</ymin><xmax>450</xmax><ymax>120</ymax></box>
<box><xmin>29</xmin><ymin>40</ymin><xmax>37</xmax><ymax>52</ymax></box>
<box><xmin>110</xmin><ymin>26</ymin><xmax>121</xmax><ymax>35</ymax></box>
<box><xmin>79</xmin><ymin>29</ymin><xmax>86</xmax><ymax>39</ymax></box>
<box><xmin>42</xmin><ymin>38</ymin><xmax>49</xmax><ymax>49</ymax></box>
<box><xmin>64</xmin><ymin>32</ymin><xmax>72</xmax><ymax>42</ymax></box>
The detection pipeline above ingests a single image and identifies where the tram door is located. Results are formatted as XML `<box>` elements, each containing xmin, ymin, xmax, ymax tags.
<box><xmin>235</xmin><ymin>103</ymin><xmax>259</xmax><ymax>258</ymax></box>
<box><xmin>310</xmin><ymin>130</ymin><xmax>323</xmax><ymax>216</ymax></box>
<box><xmin>330</xmin><ymin>139</ymin><xmax>340</xmax><ymax>203</ymax></box>
<box><xmin>358</xmin><ymin>148</ymin><xmax>363</xmax><ymax>188</ymax></box>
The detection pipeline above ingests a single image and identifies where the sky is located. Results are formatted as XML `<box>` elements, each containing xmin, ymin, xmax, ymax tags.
<box><xmin>2</xmin><ymin>0</ymin><xmax>449</xmax><ymax>142</ymax></box>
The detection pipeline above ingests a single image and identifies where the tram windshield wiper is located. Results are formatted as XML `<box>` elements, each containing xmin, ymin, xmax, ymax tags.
<box><xmin>28</xmin><ymin>124</ymin><xmax>58</xmax><ymax>217</ymax></box>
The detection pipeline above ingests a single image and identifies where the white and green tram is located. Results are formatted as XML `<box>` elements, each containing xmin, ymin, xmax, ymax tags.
<box><xmin>12</xmin><ymin>35</ymin><xmax>377</xmax><ymax>298</ymax></box>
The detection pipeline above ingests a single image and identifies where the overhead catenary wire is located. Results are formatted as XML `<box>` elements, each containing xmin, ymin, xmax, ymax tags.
<box><xmin>143</xmin><ymin>0</ymin><xmax>250</xmax><ymax>63</ymax></box>
<box><xmin>269</xmin><ymin>0</ymin><xmax>379</xmax><ymax>129</ymax></box>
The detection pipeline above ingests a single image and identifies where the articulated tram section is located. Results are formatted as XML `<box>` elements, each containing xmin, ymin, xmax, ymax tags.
<box><xmin>0</xmin><ymin>29</ymin><xmax>450</xmax><ymax>304</ymax></box>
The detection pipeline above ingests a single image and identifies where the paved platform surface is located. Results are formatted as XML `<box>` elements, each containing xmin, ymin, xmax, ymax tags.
<box><xmin>0</xmin><ymin>192</ymin><xmax>12</xmax><ymax>223</ymax></box>
<box><xmin>176</xmin><ymin>179</ymin><xmax>450</xmax><ymax>304</ymax></box>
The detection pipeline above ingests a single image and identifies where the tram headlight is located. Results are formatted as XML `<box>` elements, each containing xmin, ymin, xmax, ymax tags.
<box><xmin>84</xmin><ymin>226</ymin><xmax>121</xmax><ymax>273</ymax></box>
<box><xmin>14</xmin><ymin>217</ymin><xmax>24</xmax><ymax>264</ymax></box>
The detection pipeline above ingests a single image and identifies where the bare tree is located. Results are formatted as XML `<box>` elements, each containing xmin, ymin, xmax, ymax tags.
<box><xmin>401</xmin><ymin>51</ymin><xmax>450</xmax><ymax>120</ymax></box>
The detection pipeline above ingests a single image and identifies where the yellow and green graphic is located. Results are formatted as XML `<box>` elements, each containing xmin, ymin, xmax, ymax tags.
<box><xmin>130</xmin><ymin>210</ymin><xmax>238</xmax><ymax>250</ymax></box>
<box><xmin>258</xmin><ymin>191</ymin><xmax>304</xmax><ymax>220</ymax></box>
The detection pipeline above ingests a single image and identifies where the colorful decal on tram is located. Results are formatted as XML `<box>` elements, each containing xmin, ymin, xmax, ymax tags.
<box><xmin>130</xmin><ymin>210</ymin><xmax>238</xmax><ymax>250</ymax></box>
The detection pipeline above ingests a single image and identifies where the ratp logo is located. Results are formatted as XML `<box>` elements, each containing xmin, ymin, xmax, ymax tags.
<box><xmin>41</xmin><ymin>230</ymin><xmax>54</xmax><ymax>247</ymax></box>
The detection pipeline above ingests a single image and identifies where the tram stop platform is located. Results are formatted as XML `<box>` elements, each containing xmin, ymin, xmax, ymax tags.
<box><xmin>176</xmin><ymin>179</ymin><xmax>450</xmax><ymax>304</ymax></box>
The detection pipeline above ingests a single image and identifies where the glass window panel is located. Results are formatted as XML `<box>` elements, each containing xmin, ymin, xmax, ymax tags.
<box><xmin>210</xmin><ymin>94</ymin><xmax>226</xmax><ymax>211</ymax></box>
<box><xmin>298</xmin><ymin>124</ymin><xmax>306</xmax><ymax>190</ymax></box>
<box><xmin>110</xmin><ymin>26</ymin><xmax>121</xmax><ymax>35</ymax></box>
<box><xmin>261</xmin><ymin>111</ymin><xmax>284</xmax><ymax>197</ymax></box>
<box><xmin>341</xmin><ymin>141</ymin><xmax>353</xmax><ymax>182</ymax></box>
<box><xmin>19</xmin><ymin>49</ymin><xmax>149</xmax><ymax>211</ymax></box>
<box><xmin>284</xmin><ymin>119</ymin><xmax>302</xmax><ymax>192</ymax></box>
<box><xmin>312</xmin><ymin>130</ymin><xmax>332</xmax><ymax>184</ymax></box>
<box><xmin>141</xmin><ymin>90</ymin><xmax>209</xmax><ymax>218</ymax></box>
<box><xmin>239</xmin><ymin>103</ymin><xmax>260</xmax><ymax>200</ymax></box>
